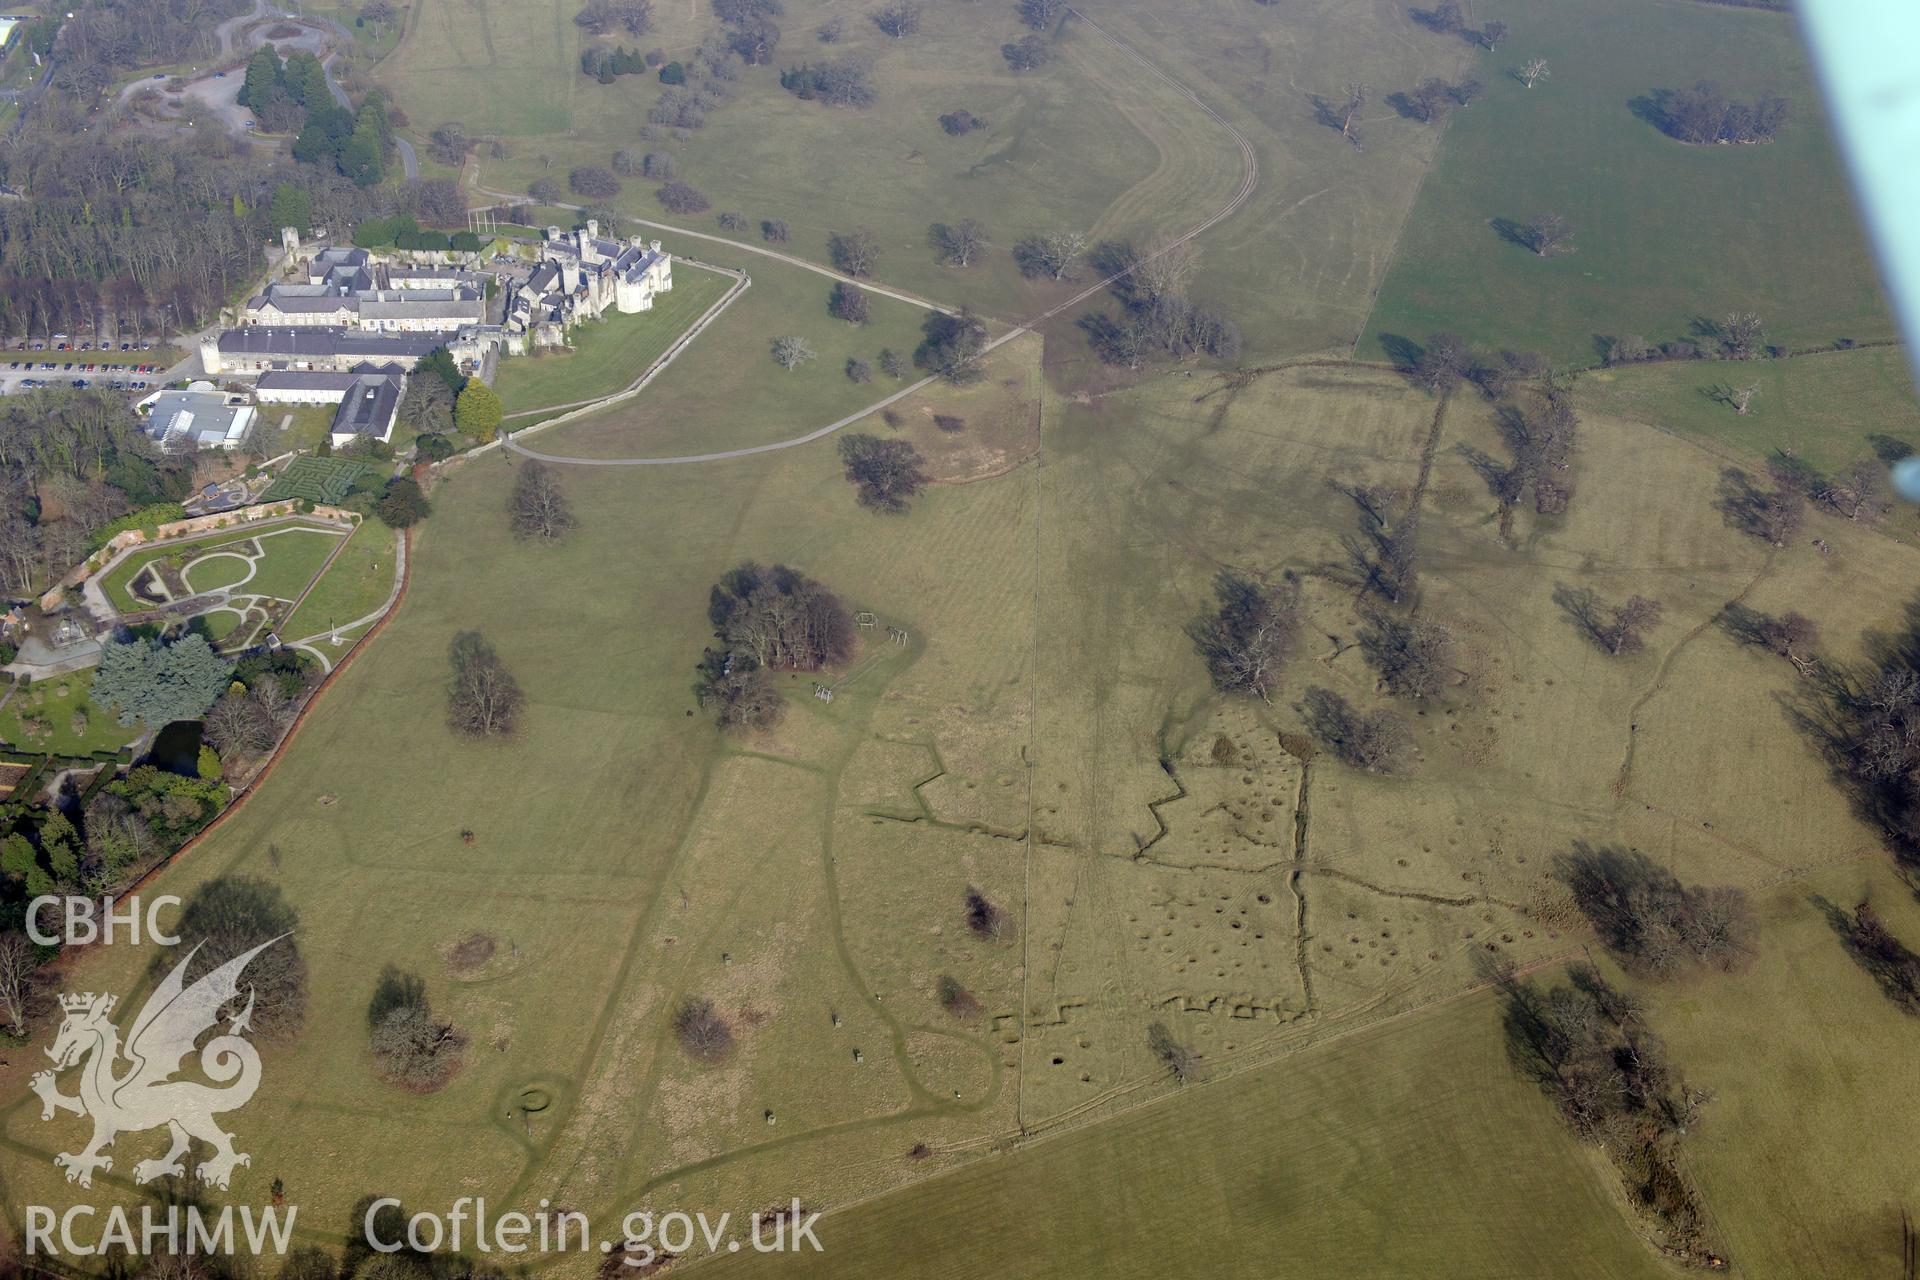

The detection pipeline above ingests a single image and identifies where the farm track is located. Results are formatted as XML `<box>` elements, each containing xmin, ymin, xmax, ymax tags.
<box><xmin>482</xmin><ymin>3</ymin><xmax>1260</xmax><ymax>469</ymax></box>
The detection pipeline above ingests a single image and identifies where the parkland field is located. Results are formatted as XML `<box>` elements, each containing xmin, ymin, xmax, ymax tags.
<box><xmin>5</xmin><ymin>0</ymin><xmax>1920</xmax><ymax>1275</ymax></box>
<box><xmin>1361</xmin><ymin>0</ymin><xmax>1892</xmax><ymax>364</ymax></box>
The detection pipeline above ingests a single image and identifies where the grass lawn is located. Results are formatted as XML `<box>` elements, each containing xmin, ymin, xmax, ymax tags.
<box><xmin>240</xmin><ymin>527</ymin><xmax>346</xmax><ymax>602</ymax></box>
<box><xmin>182</xmin><ymin>551</ymin><xmax>254</xmax><ymax>593</ymax></box>
<box><xmin>0</xmin><ymin>669</ymin><xmax>141</xmax><ymax>757</ymax></box>
<box><xmin>98</xmin><ymin>528</ymin><xmax>257</xmax><ymax>613</ymax></box>
<box><xmin>97</xmin><ymin>520</ymin><xmax>347</xmax><ymax>613</ymax></box>
<box><xmin>256</xmin><ymin>405</ymin><xmax>341</xmax><ymax>456</ymax></box>
<box><xmin>282</xmin><ymin>521</ymin><xmax>399</xmax><ymax>641</ymax></box>
<box><xmin>494</xmin><ymin>265</ymin><xmax>734</xmax><ymax>416</ymax></box>
<box><xmin>536</xmin><ymin>254</ymin><xmax>934</xmax><ymax>456</ymax></box>
<box><xmin>1361</xmin><ymin>0</ymin><xmax>1892</xmax><ymax>366</ymax></box>
<box><xmin>304</xmin><ymin>1</ymin><xmax>404</xmax><ymax>60</ymax></box>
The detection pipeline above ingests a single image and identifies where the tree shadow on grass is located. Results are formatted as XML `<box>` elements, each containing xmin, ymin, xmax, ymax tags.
<box><xmin>1869</xmin><ymin>433</ymin><xmax>1914</xmax><ymax>464</ymax></box>
<box><xmin>367</xmin><ymin>964</ymin><xmax>427</xmax><ymax>1028</ymax></box>
<box><xmin>1383</xmin><ymin>90</ymin><xmax>1420</xmax><ymax>120</ymax></box>
<box><xmin>1812</xmin><ymin>894</ymin><xmax>1920</xmax><ymax>1013</ymax></box>
<box><xmin>1375</xmin><ymin>332</ymin><xmax>1423</xmax><ymax>370</ymax></box>
<box><xmin>1626</xmin><ymin>93</ymin><xmax>1665</xmax><ymax>132</ymax></box>
<box><xmin>1550</xmin><ymin>582</ymin><xmax>1605</xmax><ymax>649</ymax></box>
<box><xmin>1489</xmin><ymin>216</ymin><xmax>1533</xmax><ymax>252</ymax></box>
<box><xmin>1306</xmin><ymin>92</ymin><xmax>1343</xmax><ymax>135</ymax></box>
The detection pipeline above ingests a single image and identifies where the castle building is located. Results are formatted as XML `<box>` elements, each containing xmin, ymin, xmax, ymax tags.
<box><xmin>505</xmin><ymin>222</ymin><xmax>672</xmax><ymax>349</ymax></box>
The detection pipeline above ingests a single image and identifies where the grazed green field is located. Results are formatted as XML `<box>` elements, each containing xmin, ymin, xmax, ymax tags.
<box><xmin>707</xmin><ymin>992</ymin><xmax>1670</xmax><ymax>1280</ymax></box>
<box><xmin>388</xmin><ymin>0</ymin><xmax>1467</xmax><ymax>358</ymax></box>
<box><xmin>7</xmin><ymin>0</ymin><xmax>1918</xmax><ymax>1272</ymax></box>
<box><xmin>15</xmin><ymin>350</ymin><xmax>1918</xmax><ymax>1274</ymax></box>
<box><xmin>534</xmin><ymin>253</ymin><xmax>935</xmax><ymax>457</ymax></box>
<box><xmin>494</xmin><ymin>266</ymin><xmax>735</xmax><ymax>417</ymax></box>
<box><xmin>1581</xmin><ymin>345</ymin><xmax>1920</xmax><ymax>473</ymax></box>
<box><xmin>1649</xmin><ymin>861</ymin><xmax>1920</xmax><ymax>1279</ymax></box>
<box><xmin>1362</xmin><ymin>0</ymin><xmax>1892</xmax><ymax>365</ymax></box>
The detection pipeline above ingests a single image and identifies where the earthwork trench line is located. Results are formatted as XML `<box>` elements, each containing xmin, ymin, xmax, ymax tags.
<box><xmin>492</xmin><ymin>3</ymin><xmax>1259</xmax><ymax>467</ymax></box>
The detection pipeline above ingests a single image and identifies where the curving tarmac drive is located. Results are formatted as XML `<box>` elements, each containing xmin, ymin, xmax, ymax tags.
<box><xmin>492</xmin><ymin>3</ymin><xmax>1258</xmax><ymax>468</ymax></box>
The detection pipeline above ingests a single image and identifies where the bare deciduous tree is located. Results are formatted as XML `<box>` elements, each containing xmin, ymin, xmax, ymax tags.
<box><xmin>1820</xmin><ymin>459</ymin><xmax>1892</xmax><ymax>522</ymax></box>
<box><xmin>203</xmin><ymin>689</ymin><xmax>273</xmax><ymax>757</ymax></box>
<box><xmin>1013</xmin><ymin>229</ymin><xmax>1086</xmax><ymax>280</ymax></box>
<box><xmin>1130</xmin><ymin>237</ymin><xmax>1196</xmax><ymax>307</ymax></box>
<box><xmin>1361</xmin><ymin>614</ymin><xmax>1457</xmax><ymax>700</ymax></box>
<box><xmin>1187</xmin><ymin>570</ymin><xmax>1301</xmax><ymax>703</ymax></box>
<box><xmin>829</xmin><ymin>228</ymin><xmax>880</xmax><ymax>277</ymax></box>
<box><xmin>371</xmin><ymin>990</ymin><xmax>467</xmax><ymax>1092</ymax></box>
<box><xmin>1365</xmin><ymin>509</ymin><xmax>1421</xmax><ymax>604</ymax></box>
<box><xmin>1755</xmin><ymin>609</ymin><xmax>1820</xmax><ymax>676</ymax></box>
<box><xmin>1336</xmin><ymin>83</ymin><xmax>1367</xmax><ymax>145</ymax></box>
<box><xmin>871</xmin><ymin>1</ymin><xmax>922</xmax><ymax>37</ymax></box>
<box><xmin>1559</xmin><ymin>844</ymin><xmax>1753</xmax><ymax>977</ymax></box>
<box><xmin>509</xmin><ymin>460</ymin><xmax>577</xmax><ymax>541</ymax></box>
<box><xmin>1523</xmin><ymin>211</ymin><xmax>1575</xmax><ymax>257</ymax></box>
<box><xmin>1302</xmin><ymin>688</ymin><xmax>1414</xmax><ymax>773</ymax></box>
<box><xmin>447</xmin><ymin>631</ymin><xmax>524</xmax><ymax>738</ymax></box>
<box><xmin>829</xmin><ymin>281</ymin><xmax>870</xmax><ymax>324</ymax></box>
<box><xmin>1517</xmin><ymin>57</ymin><xmax>1549</xmax><ymax>89</ymax></box>
<box><xmin>1480</xmin><ymin>19</ymin><xmax>1507</xmax><ymax>50</ymax></box>
<box><xmin>1147</xmin><ymin>1021</ymin><xmax>1196</xmax><ymax>1083</ymax></box>
<box><xmin>1407</xmin><ymin>77</ymin><xmax>1454</xmax><ymax>123</ymax></box>
<box><xmin>0</xmin><ymin>931</ymin><xmax>35</xmax><ymax>1037</ymax></box>
<box><xmin>160</xmin><ymin>878</ymin><xmax>307</xmax><ymax>1041</ymax></box>
<box><xmin>1756</xmin><ymin>479</ymin><xmax>1804</xmax><ymax>546</ymax></box>
<box><xmin>1596</xmin><ymin>595</ymin><xmax>1663</xmax><ymax>656</ymax></box>
<box><xmin>771</xmin><ymin>335</ymin><xmax>817</xmax><ymax>370</ymax></box>
<box><xmin>837</xmin><ymin>434</ymin><xmax>928</xmax><ymax>512</ymax></box>
<box><xmin>929</xmin><ymin>219</ymin><xmax>989</xmax><ymax>268</ymax></box>
<box><xmin>1720</xmin><ymin>311</ymin><xmax>1765</xmax><ymax>360</ymax></box>
<box><xmin>673</xmin><ymin>996</ymin><xmax>734</xmax><ymax>1062</ymax></box>
<box><xmin>1017</xmin><ymin>0</ymin><xmax>1063</xmax><ymax>29</ymax></box>
<box><xmin>936</xmin><ymin>974</ymin><xmax>982</xmax><ymax>1018</ymax></box>
<box><xmin>1413</xmin><ymin>330</ymin><xmax>1472</xmax><ymax>393</ymax></box>
<box><xmin>964</xmin><ymin>885</ymin><xmax>1007</xmax><ymax>940</ymax></box>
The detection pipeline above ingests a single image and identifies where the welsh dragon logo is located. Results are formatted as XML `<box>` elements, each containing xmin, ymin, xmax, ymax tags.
<box><xmin>30</xmin><ymin>938</ymin><xmax>285</xmax><ymax>1190</ymax></box>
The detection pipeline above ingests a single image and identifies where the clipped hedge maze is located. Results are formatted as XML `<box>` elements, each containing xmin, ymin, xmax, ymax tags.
<box><xmin>264</xmin><ymin>457</ymin><xmax>371</xmax><ymax>505</ymax></box>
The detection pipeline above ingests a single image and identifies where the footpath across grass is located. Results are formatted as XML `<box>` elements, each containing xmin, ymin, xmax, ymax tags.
<box><xmin>283</xmin><ymin>521</ymin><xmax>397</xmax><ymax>641</ymax></box>
<box><xmin>97</xmin><ymin>519</ymin><xmax>347</xmax><ymax>613</ymax></box>
<box><xmin>1362</xmin><ymin>0</ymin><xmax>1891</xmax><ymax>365</ymax></box>
<box><xmin>494</xmin><ymin>266</ymin><xmax>734</xmax><ymax>417</ymax></box>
